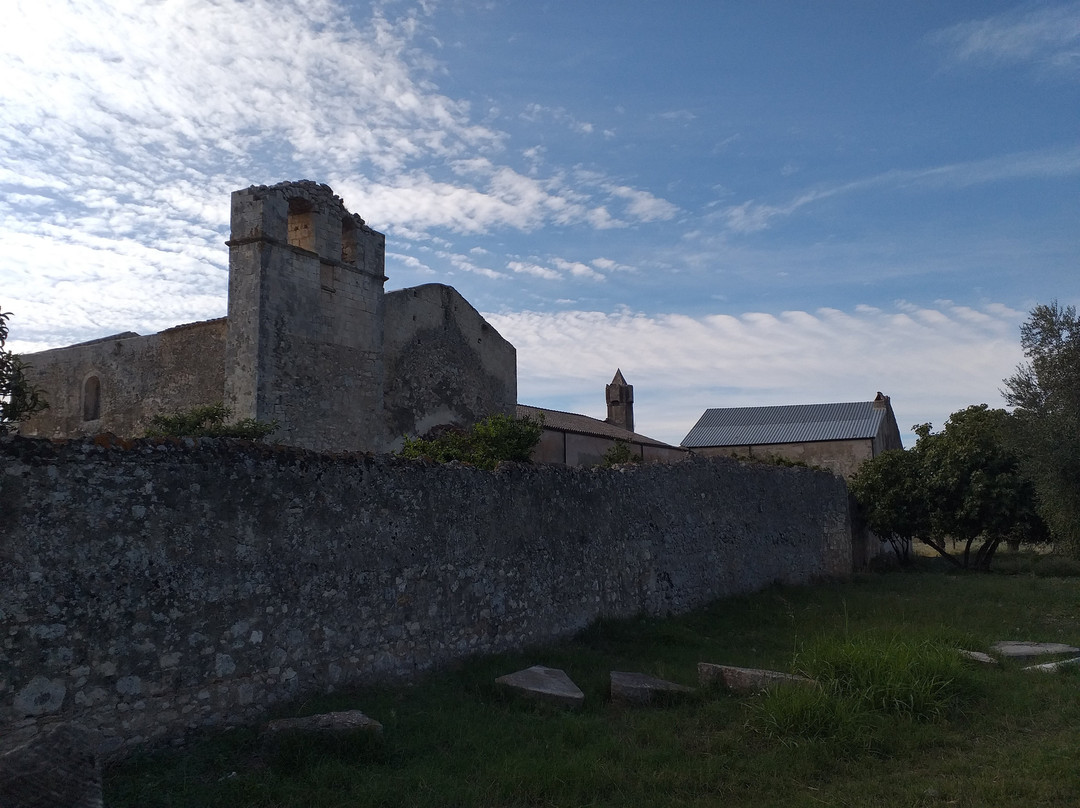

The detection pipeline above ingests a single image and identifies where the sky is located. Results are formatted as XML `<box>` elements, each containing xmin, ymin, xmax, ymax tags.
<box><xmin>2</xmin><ymin>0</ymin><xmax>1077</xmax><ymax>447</ymax></box>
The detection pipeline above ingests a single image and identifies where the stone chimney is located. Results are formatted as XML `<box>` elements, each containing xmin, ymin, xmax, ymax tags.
<box><xmin>873</xmin><ymin>391</ymin><xmax>889</xmax><ymax>410</ymax></box>
<box><xmin>605</xmin><ymin>369</ymin><xmax>634</xmax><ymax>432</ymax></box>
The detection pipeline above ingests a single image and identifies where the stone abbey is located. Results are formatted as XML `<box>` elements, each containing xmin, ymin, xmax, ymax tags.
<box><xmin>19</xmin><ymin>181</ymin><xmax>517</xmax><ymax>452</ymax></box>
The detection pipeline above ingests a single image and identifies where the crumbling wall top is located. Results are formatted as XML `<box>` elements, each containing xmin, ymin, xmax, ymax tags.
<box><xmin>235</xmin><ymin>180</ymin><xmax>367</xmax><ymax>229</ymax></box>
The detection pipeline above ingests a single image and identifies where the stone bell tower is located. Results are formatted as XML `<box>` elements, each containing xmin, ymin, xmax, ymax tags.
<box><xmin>223</xmin><ymin>181</ymin><xmax>388</xmax><ymax>452</ymax></box>
<box><xmin>605</xmin><ymin>369</ymin><xmax>634</xmax><ymax>433</ymax></box>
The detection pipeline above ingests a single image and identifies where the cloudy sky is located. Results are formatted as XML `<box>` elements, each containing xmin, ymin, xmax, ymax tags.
<box><xmin>2</xmin><ymin>0</ymin><xmax>1077</xmax><ymax>446</ymax></box>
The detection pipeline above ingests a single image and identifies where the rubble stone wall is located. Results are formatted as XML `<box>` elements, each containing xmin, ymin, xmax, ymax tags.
<box><xmin>0</xmin><ymin>437</ymin><xmax>852</xmax><ymax>756</ymax></box>
<box><xmin>383</xmin><ymin>284</ymin><xmax>517</xmax><ymax>449</ymax></box>
<box><xmin>17</xmin><ymin>320</ymin><xmax>227</xmax><ymax>441</ymax></box>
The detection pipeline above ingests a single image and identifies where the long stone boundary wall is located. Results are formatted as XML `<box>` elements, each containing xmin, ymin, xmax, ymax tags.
<box><xmin>0</xmin><ymin>436</ymin><xmax>852</xmax><ymax>756</ymax></box>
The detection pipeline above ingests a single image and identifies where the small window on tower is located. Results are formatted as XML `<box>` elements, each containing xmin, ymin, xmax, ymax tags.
<box><xmin>287</xmin><ymin>198</ymin><xmax>316</xmax><ymax>251</ymax></box>
<box><xmin>83</xmin><ymin>376</ymin><xmax>101</xmax><ymax>421</ymax></box>
<box><xmin>341</xmin><ymin>216</ymin><xmax>360</xmax><ymax>265</ymax></box>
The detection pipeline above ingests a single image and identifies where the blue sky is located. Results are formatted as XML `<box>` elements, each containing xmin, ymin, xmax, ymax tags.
<box><xmin>2</xmin><ymin>0</ymin><xmax>1077</xmax><ymax>446</ymax></box>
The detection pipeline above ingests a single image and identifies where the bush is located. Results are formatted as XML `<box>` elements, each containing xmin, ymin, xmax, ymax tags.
<box><xmin>144</xmin><ymin>403</ymin><xmax>277</xmax><ymax>440</ymax></box>
<box><xmin>399</xmin><ymin>413</ymin><xmax>543</xmax><ymax>470</ymax></box>
<box><xmin>1031</xmin><ymin>555</ymin><xmax>1080</xmax><ymax>578</ymax></box>
<box><xmin>600</xmin><ymin>439</ymin><xmax>641</xmax><ymax>467</ymax></box>
<box><xmin>0</xmin><ymin>305</ymin><xmax>47</xmax><ymax>433</ymax></box>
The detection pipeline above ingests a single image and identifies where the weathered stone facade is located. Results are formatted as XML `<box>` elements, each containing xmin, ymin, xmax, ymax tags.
<box><xmin>14</xmin><ymin>320</ymin><xmax>228</xmax><ymax>441</ymax></box>
<box><xmin>0</xmin><ymin>436</ymin><xmax>853</xmax><ymax>756</ymax></box>
<box><xmin>383</xmin><ymin>284</ymin><xmax>517</xmax><ymax>449</ymax></box>
<box><xmin>17</xmin><ymin>181</ymin><xmax>516</xmax><ymax>452</ymax></box>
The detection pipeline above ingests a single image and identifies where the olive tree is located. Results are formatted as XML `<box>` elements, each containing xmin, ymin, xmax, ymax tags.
<box><xmin>850</xmin><ymin>405</ymin><xmax>1045</xmax><ymax>570</ymax></box>
<box><xmin>1002</xmin><ymin>301</ymin><xmax>1080</xmax><ymax>553</ymax></box>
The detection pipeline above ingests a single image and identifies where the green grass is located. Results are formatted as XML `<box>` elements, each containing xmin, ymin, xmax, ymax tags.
<box><xmin>105</xmin><ymin>567</ymin><xmax>1080</xmax><ymax>807</ymax></box>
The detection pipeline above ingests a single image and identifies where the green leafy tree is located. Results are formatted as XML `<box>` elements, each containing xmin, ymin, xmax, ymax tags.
<box><xmin>145</xmin><ymin>403</ymin><xmax>277</xmax><ymax>440</ymax></box>
<box><xmin>914</xmin><ymin>405</ymin><xmax>1045</xmax><ymax>569</ymax></box>
<box><xmin>399</xmin><ymin>413</ymin><xmax>543</xmax><ymax>470</ymax></box>
<box><xmin>851</xmin><ymin>405</ymin><xmax>1045</xmax><ymax>570</ymax></box>
<box><xmin>0</xmin><ymin>306</ymin><xmax>47</xmax><ymax>434</ymax></box>
<box><xmin>848</xmin><ymin>447</ymin><xmax>927</xmax><ymax>563</ymax></box>
<box><xmin>600</xmin><ymin>439</ymin><xmax>642</xmax><ymax>467</ymax></box>
<box><xmin>1002</xmin><ymin>301</ymin><xmax>1080</xmax><ymax>553</ymax></box>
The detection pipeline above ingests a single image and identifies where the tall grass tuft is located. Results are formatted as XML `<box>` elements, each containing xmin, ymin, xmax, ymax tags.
<box><xmin>797</xmin><ymin>633</ymin><xmax>978</xmax><ymax>720</ymax></box>
<box><xmin>755</xmin><ymin>632</ymin><xmax>980</xmax><ymax>752</ymax></box>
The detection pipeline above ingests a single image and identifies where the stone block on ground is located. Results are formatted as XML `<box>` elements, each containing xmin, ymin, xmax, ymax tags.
<box><xmin>0</xmin><ymin>723</ymin><xmax>102</xmax><ymax>808</ymax></box>
<box><xmin>1023</xmin><ymin>656</ymin><xmax>1080</xmax><ymax>673</ymax></box>
<box><xmin>958</xmin><ymin>649</ymin><xmax>998</xmax><ymax>665</ymax></box>
<box><xmin>698</xmin><ymin>662</ymin><xmax>817</xmax><ymax>694</ymax></box>
<box><xmin>991</xmin><ymin>641</ymin><xmax>1080</xmax><ymax>658</ymax></box>
<box><xmin>610</xmin><ymin>671</ymin><xmax>695</xmax><ymax>705</ymax></box>
<box><xmin>260</xmin><ymin>710</ymin><xmax>383</xmax><ymax>743</ymax></box>
<box><xmin>495</xmin><ymin>665</ymin><xmax>584</xmax><ymax>709</ymax></box>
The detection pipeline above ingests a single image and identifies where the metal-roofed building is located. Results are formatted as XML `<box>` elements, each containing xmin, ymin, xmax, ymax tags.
<box><xmin>680</xmin><ymin>393</ymin><xmax>903</xmax><ymax>480</ymax></box>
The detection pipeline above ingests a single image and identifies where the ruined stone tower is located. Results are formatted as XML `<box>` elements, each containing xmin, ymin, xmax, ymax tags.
<box><xmin>605</xmin><ymin>369</ymin><xmax>634</xmax><ymax>433</ymax></box>
<box><xmin>224</xmin><ymin>181</ymin><xmax>388</xmax><ymax>452</ymax></box>
<box><xmin>18</xmin><ymin>180</ymin><xmax>517</xmax><ymax>451</ymax></box>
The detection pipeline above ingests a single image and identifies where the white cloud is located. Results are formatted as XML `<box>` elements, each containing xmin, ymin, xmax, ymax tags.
<box><xmin>931</xmin><ymin>2</ymin><xmax>1080</xmax><ymax>76</ymax></box>
<box><xmin>551</xmin><ymin>259</ymin><xmax>605</xmax><ymax>281</ymax></box>
<box><xmin>519</xmin><ymin>103</ymin><xmax>596</xmax><ymax>135</ymax></box>
<box><xmin>657</xmin><ymin>110</ymin><xmax>696</xmax><ymax>122</ymax></box>
<box><xmin>488</xmin><ymin>301</ymin><xmax>1027</xmax><ymax>446</ymax></box>
<box><xmin>387</xmin><ymin>252</ymin><xmax>436</xmax><ymax>274</ymax></box>
<box><xmin>604</xmin><ymin>185</ymin><xmax>679</xmax><ymax>222</ymax></box>
<box><xmin>435</xmin><ymin>250</ymin><xmax>505</xmax><ymax>280</ymax></box>
<box><xmin>507</xmin><ymin>261</ymin><xmax>561</xmax><ymax>280</ymax></box>
<box><xmin>590</xmin><ymin>257</ymin><xmax>633</xmax><ymax>273</ymax></box>
<box><xmin>0</xmin><ymin>0</ymin><xmax>675</xmax><ymax>330</ymax></box>
<box><xmin>718</xmin><ymin>145</ymin><xmax>1080</xmax><ymax>234</ymax></box>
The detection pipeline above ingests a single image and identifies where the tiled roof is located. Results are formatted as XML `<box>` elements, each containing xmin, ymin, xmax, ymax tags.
<box><xmin>680</xmin><ymin>402</ymin><xmax>888</xmax><ymax>448</ymax></box>
<box><xmin>516</xmin><ymin>404</ymin><xmax>674</xmax><ymax>448</ymax></box>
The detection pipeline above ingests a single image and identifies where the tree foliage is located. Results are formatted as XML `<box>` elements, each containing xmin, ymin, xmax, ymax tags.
<box><xmin>847</xmin><ymin>447</ymin><xmax>926</xmax><ymax>563</ymax></box>
<box><xmin>0</xmin><ymin>306</ymin><xmax>48</xmax><ymax>434</ymax></box>
<box><xmin>144</xmin><ymin>403</ymin><xmax>278</xmax><ymax>440</ymax></box>
<box><xmin>1002</xmin><ymin>301</ymin><xmax>1080</xmax><ymax>553</ymax></box>
<box><xmin>398</xmin><ymin>413</ymin><xmax>544</xmax><ymax>470</ymax></box>
<box><xmin>600</xmin><ymin>439</ymin><xmax>642</xmax><ymax>467</ymax></box>
<box><xmin>850</xmin><ymin>405</ymin><xmax>1045</xmax><ymax>570</ymax></box>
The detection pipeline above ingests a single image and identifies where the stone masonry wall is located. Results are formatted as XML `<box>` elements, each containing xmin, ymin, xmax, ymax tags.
<box><xmin>383</xmin><ymin>284</ymin><xmax>517</xmax><ymax>448</ymax></box>
<box><xmin>0</xmin><ymin>437</ymin><xmax>852</xmax><ymax>756</ymax></box>
<box><xmin>224</xmin><ymin>182</ymin><xmax>388</xmax><ymax>452</ymax></box>
<box><xmin>17</xmin><ymin>319</ymin><xmax>227</xmax><ymax>440</ymax></box>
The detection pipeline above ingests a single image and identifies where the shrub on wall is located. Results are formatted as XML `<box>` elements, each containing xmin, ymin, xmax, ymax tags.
<box><xmin>144</xmin><ymin>403</ymin><xmax>277</xmax><ymax>440</ymax></box>
<box><xmin>399</xmin><ymin>413</ymin><xmax>543</xmax><ymax>470</ymax></box>
<box><xmin>600</xmin><ymin>439</ymin><xmax>641</xmax><ymax>467</ymax></box>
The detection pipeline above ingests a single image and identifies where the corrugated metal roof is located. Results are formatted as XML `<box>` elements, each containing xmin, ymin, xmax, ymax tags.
<box><xmin>516</xmin><ymin>404</ymin><xmax>674</xmax><ymax>447</ymax></box>
<box><xmin>680</xmin><ymin>402</ymin><xmax>887</xmax><ymax>448</ymax></box>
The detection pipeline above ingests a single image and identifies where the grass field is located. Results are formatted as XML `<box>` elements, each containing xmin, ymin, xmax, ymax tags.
<box><xmin>105</xmin><ymin>561</ymin><xmax>1080</xmax><ymax>807</ymax></box>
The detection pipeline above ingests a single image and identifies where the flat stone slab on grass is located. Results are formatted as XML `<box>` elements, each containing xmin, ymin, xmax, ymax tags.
<box><xmin>1023</xmin><ymin>656</ymin><xmax>1080</xmax><ymax>673</ymax></box>
<box><xmin>496</xmin><ymin>665</ymin><xmax>584</xmax><ymax>709</ymax></box>
<box><xmin>991</xmin><ymin>641</ymin><xmax>1080</xmax><ymax>658</ymax></box>
<box><xmin>261</xmin><ymin>710</ymin><xmax>383</xmax><ymax>741</ymax></box>
<box><xmin>610</xmin><ymin>671</ymin><xmax>695</xmax><ymax>705</ymax></box>
<box><xmin>958</xmin><ymin>649</ymin><xmax>998</xmax><ymax>665</ymax></box>
<box><xmin>698</xmin><ymin>662</ymin><xmax>817</xmax><ymax>694</ymax></box>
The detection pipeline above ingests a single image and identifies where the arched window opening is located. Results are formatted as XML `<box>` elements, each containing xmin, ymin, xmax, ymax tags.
<box><xmin>286</xmin><ymin>198</ymin><xmax>315</xmax><ymax>251</ymax></box>
<box><xmin>83</xmin><ymin>376</ymin><xmax>101</xmax><ymax>421</ymax></box>
<box><xmin>341</xmin><ymin>217</ymin><xmax>359</xmax><ymax>265</ymax></box>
